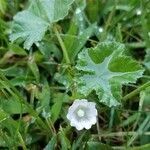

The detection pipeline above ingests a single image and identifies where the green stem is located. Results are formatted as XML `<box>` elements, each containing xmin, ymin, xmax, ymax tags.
<box><xmin>101</xmin><ymin>6</ymin><xmax>116</xmax><ymax>40</ymax></box>
<box><xmin>54</xmin><ymin>26</ymin><xmax>71</xmax><ymax>64</ymax></box>
<box><xmin>127</xmin><ymin>115</ymin><xmax>150</xmax><ymax>146</ymax></box>
<box><xmin>92</xmin><ymin>131</ymin><xmax>150</xmax><ymax>137</ymax></box>
<box><xmin>0</xmin><ymin>130</ymin><xmax>11</xmax><ymax>148</ymax></box>
<box><xmin>96</xmin><ymin>117</ymin><xmax>101</xmax><ymax>141</ymax></box>
<box><xmin>125</xmin><ymin>42</ymin><xmax>145</xmax><ymax>49</ymax></box>
<box><xmin>18</xmin><ymin>132</ymin><xmax>27</xmax><ymax>150</ymax></box>
<box><xmin>122</xmin><ymin>81</ymin><xmax>150</xmax><ymax>101</ymax></box>
<box><xmin>46</xmin><ymin>118</ymin><xmax>56</xmax><ymax>134</ymax></box>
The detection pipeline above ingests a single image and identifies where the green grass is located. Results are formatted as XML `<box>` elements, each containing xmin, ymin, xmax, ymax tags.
<box><xmin>0</xmin><ymin>0</ymin><xmax>150</xmax><ymax>149</ymax></box>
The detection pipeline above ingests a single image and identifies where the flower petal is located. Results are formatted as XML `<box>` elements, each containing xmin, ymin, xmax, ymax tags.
<box><xmin>67</xmin><ymin>99</ymin><xmax>98</xmax><ymax>130</ymax></box>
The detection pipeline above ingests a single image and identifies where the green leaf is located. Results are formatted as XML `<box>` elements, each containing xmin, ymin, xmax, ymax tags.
<box><xmin>0</xmin><ymin>135</ymin><xmax>6</xmax><ymax>147</ymax></box>
<box><xmin>10</xmin><ymin>76</ymin><xmax>34</xmax><ymax>87</ymax></box>
<box><xmin>1</xmin><ymin>97</ymin><xmax>28</xmax><ymax>114</ymax></box>
<box><xmin>70</xmin><ymin>24</ymin><xmax>96</xmax><ymax>62</ymax></box>
<box><xmin>120</xmin><ymin>113</ymin><xmax>139</xmax><ymax>127</ymax></box>
<box><xmin>44</xmin><ymin>135</ymin><xmax>57</xmax><ymax>150</ymax></box>
<box><xmin>140</xmin><ymin>87</ymin><xmax>150</xmax><ymax>109</ymax></box>
<box><xmin>76</xmin><ymin>42</ymin><xmax>144</xmax><ymax>107</ymax></box>
<box><xmin>54</xmin><ymin>72</ymin><xmax>73</xmax><ymax>89</ymax></box>
<box><xmin>28</xmin><ymin>56</ymin><xmax>40</xmax><ymax>82</ymax></box>
<box><xmin>1</xmin><ymin>65</ymin><xmax>25</xmax><ymax>77</ymax></box>
<box><xmin>38</xmin><ymin>80</ymin><xmax>51</xmax><ymax>119</ymax></box>
<box><xmin>38</xmin><ymin>82</ymin><xmax>51</xmax><ymax>108</ymax></box>
<box><xmin>10</xmin><ymin>10</ymin><xmax>49</xmax><ymax>50</ymax></box>
<box><xmin>128</xmin><ymin>144</ymin><xmax>150</xmax><ymax>150</ymax></box>
<box><xmin>72</xmin><ymin>131</ymin><xmax>87</xmax><ymax>150</ymax></box>
<box><xmin>85</xmin><ymin>0</ymin><xmax>101</xmax><ymax>23</ymax></box>
<box><xmin>0</xmin><ymin>0</ymin><xmax>7</xmax><ymax>16</ymax></box>
<box><xmin>38</xmin><ymin>41</ymin><xmax>62</xmax><ymax>60</ymax></box>
<box><xmin>58</xmin><ymin>129</ymin><xmax>71</xmax><ymax>150</ymax></box>
<box><xmin>87</xmin><ymin>142</ymin><xmax>113</xmax><ymax>150</ymax></box>
<box><xmin>64</xmin><ymin>14</ymin><xmax>96</xmax><ymax>62</ymax></box>
<box><xmin>10</xmin><ymin>0</ymin><xmax>74</xmax><ymax>50</ymax></box>
<box><xmin>8</xmin><ymin>43</ymin><xmax>27</xmax><ymax>56</ymax></box>
<box><xmin>0</xmin><ymin>108</ymin><xmax>9</xmax><ymax>123</ymax></box>
<box><xmin>51</xmin><ymin>93</ymin><xmax>63</xmax><ymax>123</ymax></box>
<box><xmin>29</xmin><ymin>0</ymin><xmax>75</xmax><ymax>22</ymax></box>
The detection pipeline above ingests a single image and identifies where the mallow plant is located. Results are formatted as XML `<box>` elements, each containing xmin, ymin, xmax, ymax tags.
<box><xmin>10</xmin><ymin>0</ymin><xmax>144</xmax><ymax>107</ymax></box>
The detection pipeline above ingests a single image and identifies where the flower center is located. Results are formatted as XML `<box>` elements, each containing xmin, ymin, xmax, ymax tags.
<box><xmin>77</xmin><ymin>109</ymin><xmax>85</xmax><ymax>117</ymax></box>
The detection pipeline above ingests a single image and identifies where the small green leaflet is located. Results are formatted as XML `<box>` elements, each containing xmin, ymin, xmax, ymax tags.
<box><xmin>76</xmin><ymin>42</ymin><xmax>144</xmax><ymax>107</ymax></box>
<box><xmin>10</xmin><ymin>0</ymin><xmax>74</xmax><ymax>50</ymax></box>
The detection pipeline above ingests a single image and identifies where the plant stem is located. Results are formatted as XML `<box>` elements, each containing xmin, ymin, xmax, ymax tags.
<box><xmin>101</xmin><ymin>6</ymin><xmax>116</xmax><ymax>40</ymax></box>
<box><xmin>92</xmin><ymin>131</ymin><xmax>150</xmax><ymax>138</ymax></box>
<box><xmin>122</xmin><ymin>81</ymin><xmax>150</xmax><ymax>101</ymax></box>
<box><xmin>125</xmin><ymin>42</ymin><xmax>145</xmax><ymax>49</ymax></box>
<box><xmin>127</xmin><ymin>115</ymin><xmax>150</xmax><ymax>146</ymax></box>
<box><xmin>96</xmin><ymin>117</ymin><xmax>101</xmax><ymax>141</ymax></box>
<box><xmin>54</xmin><ymin>26</ymin><xmax>71</xmax><ymax>64</ymax></box>
<box><xmin>18</xmin><ymin>132</ymin><xmax>27</xmax><ymax>150</ymax></box>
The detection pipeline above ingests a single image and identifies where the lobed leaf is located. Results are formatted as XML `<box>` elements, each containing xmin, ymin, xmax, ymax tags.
<box><xmin>10</xmin><ymin>10</ymin><xmax>49</xmax><ymax>50</ymax></box>
<box><xmin>76</xmin><ymin>42</ymin><xmax>144</xmax><ymax>107</ymax></box>
<box><xmin>10</xmin><ymin>0</ymin><xmax>74</xmax><ymax>50</ymax></box>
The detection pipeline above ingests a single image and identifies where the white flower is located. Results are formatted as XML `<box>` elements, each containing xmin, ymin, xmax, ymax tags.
<box><xmin>67</xmin><ymin>99</ymin><xmax>98</xmax><ymax>130</ymax></box>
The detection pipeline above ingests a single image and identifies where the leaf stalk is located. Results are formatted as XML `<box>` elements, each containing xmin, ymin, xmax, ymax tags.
<box><xmin>54</xmin><ymin>26</ymin><xmax>71</xmax><ymax>64</ymax></box>
<box><xmin>122</xmin><ymin>81</ymin><xmax>150</xmax><ymax>101</ymax></box>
